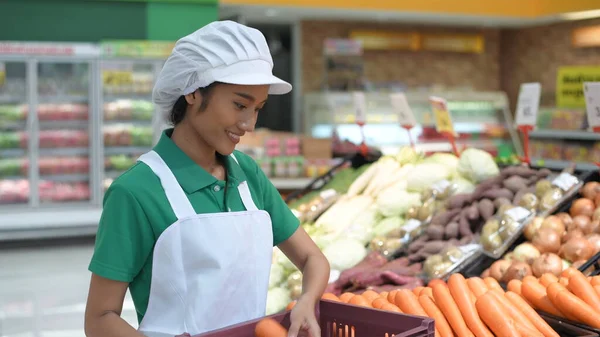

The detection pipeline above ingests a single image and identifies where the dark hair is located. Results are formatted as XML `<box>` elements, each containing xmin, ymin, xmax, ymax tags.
<box><xmin>169</xmin><ymin>82</ymin><xmax>221</xmax><ymax>125</ymax></box>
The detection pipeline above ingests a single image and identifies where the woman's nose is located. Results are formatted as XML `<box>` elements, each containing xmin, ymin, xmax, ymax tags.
<box><xmin>237</xmin><ymin>118</ymin><xmax>256</xmax><ymax>132</ymax></box>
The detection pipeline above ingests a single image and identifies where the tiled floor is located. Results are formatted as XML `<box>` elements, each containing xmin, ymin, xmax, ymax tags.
<box><xmin>0</xmin><ymin>238</ymin><xmax>137</xmax><ymax>337</ymax></box>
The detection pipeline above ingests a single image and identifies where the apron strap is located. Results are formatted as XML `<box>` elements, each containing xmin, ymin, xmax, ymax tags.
<box><xmin>230</xmin><ymin>153</ymin><xmax>259</xmax><ymax>212</ymax></box>
<box><xmin>138</xmin><ymin>151</ymin><xmax>196</xmax><ymax>220</ymax></box>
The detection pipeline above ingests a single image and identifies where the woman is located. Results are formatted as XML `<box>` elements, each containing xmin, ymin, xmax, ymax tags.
<box><xmin>85</xmin><ymin>21</ymin><xmax>330</xmax><ymax>337</ymax></box>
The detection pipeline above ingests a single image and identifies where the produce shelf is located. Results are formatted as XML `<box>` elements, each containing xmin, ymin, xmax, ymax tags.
<box><xmin>530</xmin><ymin>129</ymin><xmax>600</xmax><ymax>141</ymax></box>
<box><xmin>0</xmin><ymin>149</ymin><xmax>25</xmax><ymax>157</ymax></box>
<box><xmin>104</xmin><ymin>146</ymin><xmax>151</xmax><ymax>155</ymax></box>
<box><xmin>531</xmin><ymin>158</ymin><xmax>598</xmax><ymax>172</ymax></box>
<box><xmin>38</xmin><ymin>95</ymin><xmax>89</xmax><ymax>104</ymax></box>
<box><xmin>104</xmin><ymin>94</ymin><xmax>153</xmax><ymax>101</ymax></box>
<box><xmin>39</xmin><ymin>173</ymin><xmax>89</xmax><ymax>183</ymax></box>
<box><xmin>270</xmin><ymin>178</ymin><xmax>314</xmax><ymax>190</ymax></box>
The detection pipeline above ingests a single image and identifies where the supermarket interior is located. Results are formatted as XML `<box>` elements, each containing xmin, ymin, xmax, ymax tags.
<box><xmin>4</xmin><ymin>0</ymin><xmax>600</xmax><ymax>336</ymax></box>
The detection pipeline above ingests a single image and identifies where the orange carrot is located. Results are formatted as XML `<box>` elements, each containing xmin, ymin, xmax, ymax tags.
<box><xmin>432</xmin><ymin>283</ymin><xmax>475</xmax><ymax>337</ymax></box>
<box><xmin>515</xmin><ymin>322</ymin><xmax>544</xmax><ymax>337</ymax></box>
<box><xmin>339</xmin><ymin>293</ymin><xmax>354</xmax><ymax>303</ymax></box>
<box><xmin>551</xmin><ymin>287</ymin><xmax>600</xmax><ymax>329</ymax></box>
<box><xmin>505</xmin><ymin>291</ymin><xmax>560</xmax><ymax>337</ymax></box>
<box><xmin>361</xmin><ymin>290</ymin><xmax>379</xmax><ymax>303</ymax></box>
<box><xmin>448</xmin><ymin>274</ymin><xmax>494</xmax><ymax>337</ymax></box>
<box><xmin>413</xmin><ymin>286</ymin><xmax>425</xmax><ymax>297</ymax></box>
<box><xmin>559</xmin><ymin>277</ymin><xmax>569</xmax><ymax>287</ymax></box>
<box><xmin>484</xmin><ymin>277</ymin><xmax>503</xmax><ymax>292</ymax></box>
<box><xmin>419</xmin><ymin>294</ymin><xmax>454</xmax><ymax>337</ymax></box>
<box><xmin>591</xmin><ymin>276</ymin><xmax>600</xmax><ymax>287</ymax></box>
<box><xmin>421</xmin><ymin>287</ymin><xmax>434</xmax><ymax>299</ymax></box>
<box><xmin>371</xmin><ymin>298</ymin><xmax>388</xmax><ymax>309</ymax></box>
<box><xmin>349</xmin><ymin>295</ymin><xmax>371</xmax><ymax>307</ymax></box>
<box><xmin>507</xmin><ymin>279</ymin><xmax>522</xmax><ymax>295</ymax></box>
<box><xmin>475</xmin><ymin>293</ymin><xmax>521</xmax><ymax>337</ymax></box>
<box><xmin>567</xmin><ymin>269</ymin><xmax>600</xmax><ymax>312</ymax></box>
<box><xmin>561</xmin><ymin>267</ymin><xmax>579</xmax><ymax>279</ymax></box>
<box><xmin>321</xmin><ymin>293</ymin><xmax>341</xmax><ymax>302</ymax></box>
<box><xmin>467</xmin><ymin>277</ymin><xmax>488</xmax><ymax>298</ymax></box>
<box><xmin>387</xmin><ymin>290</ymin><xmax>400</xmax><ymax>303</ymax></box>
<box><xmin>394</xmin><ymin>289</ymin><xmax>428</xmax><ymax>316</ymax></box>
<box><xmin>594</xmin><ymin>285</ymin><xmax>600</xmax><ymax>298</ymax></box>
<box><xmin>521</xmin><ymin>278</ymin><xmax>564</xmax><ymax>318</ymax></box>
<box><xmin>539</xmin><ymin>273</ymin><xmax>559</xmax><ymax>287</ymax></box>
<box><xmin>489</xmin><ymin>289</ymin><xmax>537</xmax><ymax>331</ymax></box>
<box><xmin>255</xmin><ymin>318</ymin><xmax>288</xmax><ymax>337</ymax></box>
<box><xmin>380</xmin><ymin>291</ymin><xmax>389</xmax><ymax>299</ymax></box>
<box><xmin>285</xmin><ymin>301</ymin><xmax>296</xmax><ymax>311</ymax></box>
<box><xmin>381</xmin><ymin>302</ymin><xmax>402</xmax><ymax>312</ymax></box>
<box><xmin>429</xmin><ymin>279</ymin><xmax>447</xmax><ymax>288</ymax></box>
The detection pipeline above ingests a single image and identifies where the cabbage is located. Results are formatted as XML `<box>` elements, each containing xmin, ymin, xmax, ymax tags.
<box><xmin>376</xmin><ymin>187</ymin><xmax>421</xmax><ymax>217</ymax></box>
<box><xmin>373</xmin><ymin>216</ymin><xmax>404</xmax><ymax>237</ymax></box>
<box><xmin>423</xmin><ymin>153</ymin><xmax>459</xmax><ymax>169</ymax></box>
<box><xmin>323</xmin><ymin>238</ymin><xmax>367</xmax><ymax>270</ymax></box>
<box><xmin>344</xmin><ymin>205</ymin><xmax>381</xmax><ymax>244</ymax></box>
<box><xmin>458</xmin><ymin>148</ymin><xmax>500</xmax><ymax>183</ymax></box>
<box><xmin>395</xmin><ymin>146</ymin><xmax>423</xmax><ymax>165</ymax></box>
<box><xmin>265</xmin><ymin>287</ymin><xmax>291</xmax><ymax>315</ymax></box>
<box><xmin>406</xmin><ymin>163</ymin><xmax>451</xmax><ymax>192</ymax></box>
<box><xmin>452</xmin><ymin>176</ymin><xmax>476</xmax><ymax>194</ymax></box>
<box><xmin>268</xmin><ymin>263</ymin><xmax>285</xmax><ymax>289</ymax></box>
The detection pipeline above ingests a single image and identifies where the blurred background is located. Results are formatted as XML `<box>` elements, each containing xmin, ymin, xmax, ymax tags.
<box><xmin>1</xmin><ymin>0</ymin><xmax>600</xmax><ymax>336</ymax></box>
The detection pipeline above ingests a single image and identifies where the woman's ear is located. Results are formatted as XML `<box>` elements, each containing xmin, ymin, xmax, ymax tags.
<box><xmin>184</xmin><ymin>90</ymin><xmax>201</xmax><ymax>105</ymax></box>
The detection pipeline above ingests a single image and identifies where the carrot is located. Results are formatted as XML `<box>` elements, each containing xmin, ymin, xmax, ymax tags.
<box><xmin>488</xmin><ymin>290</ymin><xmax>537</xmax><ymax>331</ymax></box>
<box><xmin>546</xmin><ymin>282</ymin><xmax>567</xmax><ymax>305</ymax></box>
<box><xmin>559</xmin><ymin>277</ymin><xmax>569</xmax><ymax>287</ymax></box>
<box><xmin>387</xmin><ymin>290</ymin><xmax>400</xmax><ymax>303</ymax></box>
<box><xmin>381</xmin><ymin>302</ymin><xmax>402</xmax><ymax>312</ymax></box>
<box><xmin>339</xmin><ymin>293</ymin><xmax>354</xmax><ymax>303</ymax></box>
<box><xmin>448</xmin><ymin>274</ymin><xmax>493</xmax><ymax>337</ymax></box>
<box><xmin>523</xmin><ymin>275</ymin><xmax>538</xmax><ymax>283</ymax></box>
<box><xmin>594</xmin><ymin>285</ymin><xmax>600</xmax><ymax>298</ymax></box>
<box><xmin>467</xmin><ymin>277</ymin><xmax>488</xmax><ymax>298</ymax></box>
<box><xmin>521</xmin><ymin>278</ymin><xmax>564</xmax><ymax>318</ymax></box>
<box><xmin>515</xmin><ymin>322</ymin><xmax>544</xmax><ymax>337</ymax></box>
<box><xmin>380</xmin><ymin>291</ymin><xmax>389</xmax><ymax>299</ymax></box>
<box><xmin>285</xmin><ymin>301</ymin><xmax>296</xmax><ymax>311</ymax></box>
<box><xmin>567</xmin><ymin>269</ymin><xmax>600</xmax><ymax>312</ymax></box>
<box><xmin>255</xmin><ymin>318</ymin><xmax>288</xmax><ymax>337</ymax></box>
<box><xmin>475</xmin><ymin>293</ymin><xmax>521</xmax><ymax>337</ymax></box>
<box><xmin>420</xmin><ymin>294</ymin><xmax>454</xmax><ymax>337</ymax></box>
<box><xmin>539</xmin><ymin>273</ymin><xmax>559</xmax><ymax>287</ymax></box>
<box><xmin>429</xmin><ymin>279</ymin><xmax>447</xmax><ymax>288</ymax></box>
<box><xmin>432</xmin><ymin>283</ymin><xmax>475</xmax><ymax>337</ymax></box>
<box><xmin>349</xmin><ymin>295</ymin><xmax>371</xmax><ymax>307</ymax></box>
<box><xmin>505</xmin><ymin>291</ymin><xmax>560</xmax><ymax>337</ymax></box>
<box><xmin>321</xmin><ymin>293</ymin><xmax>341</xmax><ymax>302</ymax></box>
<box><xmin>552</xmin><ymin>287</ymin><xmax>600</xmax><ymax>329</ymax></box>
<box><xmin>371</xmin><ymin>298</ymin><xmax>388</xmax><ymax>309</ymax></box>
<box><xmin>394</xmin><ymin>289</ymin><xmax>428</xmax><ymax>316</ymax></box>
<box><xmin>507</xmin><ymin>279</ymin><xmax>522</xmax><ymax>295</ymax></box>
<box><xmin>591</xmin><ymin>276</ymin><xmax>600</xmax><ymax>287</ymax></box>
<box><xmin>413</xmin><ymin>286</ymin><xmax>425</xmax><ymax>297</ymax></box>
<box><xmin>361</xmin><ymin>290</ymin><xmax>379</xmax><ymax>303</ymax></box>
<box><xmin>421</xmin><ymin>287</ymin><xmax>434</xmax><ymax>299</ymax></box>
<box><xmin>483</xmin><ymin>277</ymin><xmax>503</xmax><ymax>292</ymax></box>
<box><xmin>561</xmin><ymin>267</ymin><xmax>579</xmax><ymax>279</ymax></box>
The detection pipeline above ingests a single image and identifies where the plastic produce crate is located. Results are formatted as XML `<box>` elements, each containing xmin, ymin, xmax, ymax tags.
<box><xmin>194</xmin><ymin>300</ymin><xmax>435</xmax><ymax>337</ymax></box>
<box><xmin>538</xmin><ymin>312</ymin><xmax>600</xmax><ymax>336</ymax></box>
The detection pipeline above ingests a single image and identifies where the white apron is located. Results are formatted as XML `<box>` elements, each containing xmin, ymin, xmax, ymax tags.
<box><xmin>136</xmin><ymin>150</ymin><xmax>273</xmax><ymax>337</ymax></box>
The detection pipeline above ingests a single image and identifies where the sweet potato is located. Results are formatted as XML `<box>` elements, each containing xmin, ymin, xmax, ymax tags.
<box><xmin>503</xmin><ymin>175</ymin><xmax>529</xmax><ymax>193</ymax></box>
<box><xmin>427</xmin><ymin>224</ymin><xmax>445</xmax><ymax>240</ymax></box>
<box><xmin>430</xmin><ymin>208</ymin><xmax>462</xmax><ymax>227</ymax></box>
<box><xmin>408</xmin><ymin>236</ymin><xmax>428</xmax><ymax>254</ymax></box>
<box><xmin>420</xmin><ymin>240</ymin><xmax>448</xmax><ymax>254</ymax></box>
<box><xmin>477</xmin><ymin>199</ymin><xmax>495</xmax><ymax>220</ymax></box>
<box><xmin>493</xmin><ymin>197</ymin><xmax>511</xmax><ymax>209</ymax></box>
<box><xmin>459</xmin><ymin>213</ymin><xmax>473</xmax><ymax>238</ymax></box>
<box><xmin>466</xmin><ymin>204</ymin><xmax>480</xmax><ymax>221</ymax></box>
<box><xmin>445</xmin><ymin>221</ymin><xmax>460</xmax><ymax>239</ymax></box>
<box><xmin>501</xmin><ymin>165</ymin><xmax>538</xmax><ymax>178</ymax></box>
<box><xmin>536</xmin><ymin>168</ymin><xmax>551</xmax><ymax>178</ymax></box>
<box><xmin>481</xmin><ymin>188</ymin><xmax>514</xmax><ymax>200</ymax></box>
<box><xmin>448</xmin><ymin>193</ymin><xmax>472</xmax><ymax>209</ymax></box>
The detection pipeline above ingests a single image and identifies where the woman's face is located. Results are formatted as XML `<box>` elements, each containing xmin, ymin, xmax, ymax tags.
<box><xmin>185</xmin><ymin>83</ymin><xmax>269</xmax><ymax>155</ymax></box>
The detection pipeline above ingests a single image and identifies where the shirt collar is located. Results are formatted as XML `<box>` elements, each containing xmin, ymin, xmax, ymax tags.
<box><xmin>153</xmin><ymin>129</ymin><xmax>247</xmax><ymax>194</ymax></box>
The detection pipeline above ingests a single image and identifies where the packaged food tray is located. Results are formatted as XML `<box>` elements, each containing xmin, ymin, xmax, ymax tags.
<box><xmin>195</xmin><ymin>300</ymin><xmax>435</xmax><ymax>337</ymax></box>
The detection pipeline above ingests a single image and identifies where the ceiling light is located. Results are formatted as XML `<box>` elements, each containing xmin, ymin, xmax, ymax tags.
<box><xmin>559</xmin><ymin>9</ymin><xmax>600</xmax><ymax>21</ymax></box>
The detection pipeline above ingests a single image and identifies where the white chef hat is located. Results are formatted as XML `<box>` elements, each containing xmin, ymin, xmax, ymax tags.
<box><xmin>153</xmin><ymin>20</ymin><xmax>292</xmax><ymax>113</ymax></box>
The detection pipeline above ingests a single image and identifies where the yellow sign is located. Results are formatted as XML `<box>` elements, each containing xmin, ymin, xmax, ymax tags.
<box><xmin>430</xmin><ymin>97</ymin><xmax>455</xmax><ymax>134</ymax></box>
<box><xmin>421</xmin><ymin>34</ymin><xmax>485</xmax><ymax>54</ymax></box>
<box><xmin>556</xmin><ymin>66</ymin><xmax>600</xmax><ymax>108</ymax></box>
<box><xmin>349</xmin><ymin>30</ymin><xmax>419</xmax><ymax>51</ymax></box>
<box><xmin>102</xmin><ymin>70</ymin><xmax>133</xmax><ymax>87</ymax></box>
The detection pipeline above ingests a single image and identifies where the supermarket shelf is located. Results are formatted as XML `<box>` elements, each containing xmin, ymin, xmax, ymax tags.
<box><xmin>104</xmin><ymin>146</ymin><xmax>151</xmax><ymax>155</ymax></box>
<box><xmin>104</xmin><ymin>93</ymin><xmax>153</xmax><ymax>101</ymax></box>
<box><xmin>1</xmin><ymin>120</ymin><xmax>89</xmax><ymax>130</ymax></box>
<box><xmin>41</xmin><ymin>173</ymin><xmax>89</xmax><ymax>182</ymax></box>
<box><xmin>0</xmin><ymin>96</ymin><xmax>25</xmax><ymax>104</ymax></box>
<box><xmin>39</xmin><ymin>95</ymin><xmax>89</xmax><ymax>104</ymax></box>
<box><xmin>531</xmin><ymin>158</ymin><xmax>598</xmax><ymax>172</ymax></box>
<box><xmin>104</xmin><ymin>119</ymin><xmax>152</xmax><ymax>125</ymax></box>
<box><xmin>530</xmin><ymin>129</ymin><xmax>600</xmax><ymax>141</ymax></box>
<box><xmin>270</xmin><ymin>178</ymin><xmax>313</xmax><ymax>190</ymax></box>
<box><xmin>0</xmin><ymin>175</ymin><xmax>26</xmax><ymax>180</ymax></box>
<box><xmin>41</xmin><ymin>147</ymin><xmax>89</xmax><ymax>156</ymax></box>
<box><xmin>0</xmin><ymin>149</ymin><xmax>25</xmax><ymax>157</ymax></box>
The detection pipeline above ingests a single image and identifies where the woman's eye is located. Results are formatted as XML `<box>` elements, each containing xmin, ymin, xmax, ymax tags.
<box><xmin>234</xmin><ymin>102</ymin><xmax>246</xmax><ymax>110</ymax></box>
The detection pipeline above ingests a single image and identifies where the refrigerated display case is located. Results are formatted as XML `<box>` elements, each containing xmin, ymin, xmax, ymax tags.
<box><xmin>303</xmin><ymin>90</ymin><xmax>523</xmax><ymax>158</ymax></box>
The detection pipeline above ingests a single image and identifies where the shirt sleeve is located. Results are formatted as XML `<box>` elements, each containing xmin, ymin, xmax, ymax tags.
<box><xmin>254</xmin><ymin>163</ymin><xmax>300</xmax><ymax>246</ymax></box>
<box><xmin>88</xmin><ymin>183</ymin><xmax>155</xmax><ymax>283</ymax></box>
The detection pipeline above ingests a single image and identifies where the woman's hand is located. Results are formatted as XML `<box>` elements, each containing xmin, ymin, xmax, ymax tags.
<box><xmin>288</xmin><ymin>297</ymin><xmax>320</xmax><ymax>337</ymax></box>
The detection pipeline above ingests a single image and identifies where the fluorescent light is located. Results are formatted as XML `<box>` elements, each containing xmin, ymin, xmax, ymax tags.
<box><xmin>559</xmin><ymin>9</ymin><xmax>600</xmax><ymax>21</ymax></box>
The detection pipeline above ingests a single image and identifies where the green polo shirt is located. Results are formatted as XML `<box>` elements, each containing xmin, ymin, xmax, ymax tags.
<box><xmin>89</xmin><ymin>129</ymin><xmax>299</xmax><ymax>323</ymax></box>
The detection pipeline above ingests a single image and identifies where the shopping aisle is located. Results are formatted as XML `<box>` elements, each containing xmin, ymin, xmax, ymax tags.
<box><xmin>0</xmin><ymin>238</ymin><xmax>137</xmax><ymax>337</ymax></box>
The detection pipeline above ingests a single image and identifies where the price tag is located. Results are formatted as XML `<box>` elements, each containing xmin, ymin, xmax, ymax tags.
<box><xmin>431</xmin><ymin>180</ymin><xmax>452</xmax><ymax>194</ymax></box>
<box><xmin>505</xmin><ymin>206</ymin><xmax>531</xmax><ymax>222</ymax></box>
<box><xmin>390</xmin><ymin>93</ymin><xmax>416</xmax><ymax>127</ymax></box>
<box><xmin>515</xmin><ymin>83</ymin><xmax>541</xmax><ymax>127</ymax></box>
<box><xmin>552</xmin><ymin>172</ymin><xmax>579</xmax><ymax>191</ymax></box>
<box><xmin>459</xmin><ymin>243</ymin><xmax>480</xmax><ymax>254</ymax></box>
<box><xmin>584</xmin><ymin>82</ymin><xmax>600</xmax><ymax>130</ymax></box>
<box><xmin>0</xmin><ymin>63</ymin><xmax>5</xmax><ymax>87</ymax></box>
<box><xmin>430</xmin><ymin>96</ymin><xmax>455</xmax><ymax>134</ymax></box>
<box><xmin>352</xmin><ymin>91</ymin><xmax>367</xmax><ymax>124</ymax></box>
<box><xmin>403</xmin><ymin>219</ymin><xmax>422</xmax><ymax>232</ymax></box>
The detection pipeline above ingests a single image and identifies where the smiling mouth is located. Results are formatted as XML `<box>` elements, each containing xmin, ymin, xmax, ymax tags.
<box><xmin>226</xmin><ymin>131</ymin><xmax>242</xmax><ymax>144</ymax></box>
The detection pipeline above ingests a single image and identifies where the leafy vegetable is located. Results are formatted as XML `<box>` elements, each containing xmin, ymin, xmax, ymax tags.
<box><xmin>376</xmin><ymin>187</ymin><xmax>421</xmax><ymax>217</ymax></box>
<box><xmin>323</xmin><ymin>238</ymin><xmax>368</xmax><ymax>270</ymax></box>
<box><xmin>457</xmin><ymin>148</ymin><xmax>500</xmax><ymax>184</ymax></box>
<box><xmin>406</xmin><ymin>163</ymin><xmax>451</xmax><ymax>192</ymax></box>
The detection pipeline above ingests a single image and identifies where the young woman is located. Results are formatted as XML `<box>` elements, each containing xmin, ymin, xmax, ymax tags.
<box><xmin>84</xmin><ymin>21</ymin><xmax>330</xmax><ymax>337</ymax></box>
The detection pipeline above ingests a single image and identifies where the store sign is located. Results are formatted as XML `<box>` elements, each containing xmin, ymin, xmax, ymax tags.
<box><xmin>584</xmin><ymin>82</ymin><xmax>600</xmax><ymax>131</ymax></box>
<box><xmin>349</xmin><ymin>30</ymin><xmax>419</xmax><ymax>51</ymax></box>
<box><xmin>102</xmin><ymin>63</ymin><xmax>133</xmax><ymax>88</ymax></box>
<box><xmin>430</xmin><ymin>96</ymin><xmax>455</xmax><ymax>134</ymax></box>
<box><xmin>0</xmin><ymin>42</ymin><xmax>100</xmax><ymax>56</ymax></box>
<box><xmin>390</xmin><ymin>93</ymin><xmax>417</xmax><ymax>127</ymax></box>
<box><xmin>515</xmin><ymin>82</ymin><xmax>541</xmax><ymax>127</ymax></box>
<box><xmin>421</xmin><ymin>34</ymin><xmax>485</xmax><ymax>54</ymax></box>
<box><xmin>323</xmin><ymin>38</ymin><xmax>363</xmax><ymax>56</ymax></box>
<box><xmin>556</xmin><ymin>66</ymin><xmax>600</xmax><ymax>108</ymax></box>
<box><xmin>352</xmin><ymin>91</ymin><xmax>367</xmax><ymax>124</ymax></box>
<box><xmin>101</xmin><ymin>41</ymin><xmax>176</xmax><ymax>59</ymax></box>
<box><xmin>573</xmin><ymin>26</ymin><xmax>600</xmax><ymax>48</ymax></box>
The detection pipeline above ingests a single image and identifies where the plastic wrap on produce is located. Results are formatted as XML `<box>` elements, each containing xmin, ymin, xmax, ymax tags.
<box><xmin>422</xmin><ymin>243</ymin><xmax>482</xmax><ymax>281</ymax></box>
<box><xmin>480</xmin><ymin>206</ymin><xmax>533</xmax><ymax>258</ymax></box>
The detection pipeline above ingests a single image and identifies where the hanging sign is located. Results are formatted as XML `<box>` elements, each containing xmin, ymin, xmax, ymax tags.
<box><xmin>584</xmin><ymin>82</ymin><xmax>600</xmax><ymax>131</ymax></box>
<box><xmin>515</xmin><ymin>82</ymin><xmax>541</xmax><ymax>165</ymax></box>
<box><xmin>391</xmin><ymin>93</ymin><xmax>417</xmax><ymax>148</ymax></box>
<box><xmin>556</xmin><ymin>66</ymin><xmax>600</xmax><ymax>108</ymax></box>
<box><xmin>352</xmin><ymin>91</ymin><xmax>367</xmax><ymax>124</ymax></box>
<box><xmin>430</xmin><ymin>96</ymin><xmax>459</xmax><ymax>156</ymax></box>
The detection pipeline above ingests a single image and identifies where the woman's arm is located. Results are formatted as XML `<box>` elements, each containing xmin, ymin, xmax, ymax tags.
<box><xmin>84</xmin><ymin>274</ymin><xmax>144</xmax><ymax>337</ymax></box>
<box><xmin>279</xmin><ymin>227</ymin><xmax>330</xmax><ymax>337</ymax></box>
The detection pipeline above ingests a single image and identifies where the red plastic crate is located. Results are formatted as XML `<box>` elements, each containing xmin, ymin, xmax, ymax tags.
<box><xmin>194</xmin><ymin>300</ymin><xmax>435</xmax><ymax>337</ymax></box>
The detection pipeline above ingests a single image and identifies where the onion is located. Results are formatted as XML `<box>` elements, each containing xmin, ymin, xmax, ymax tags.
<box><xmin>524</xmin><ymin>217</ymin><xmax>544</xmax><ymax>241</ymax></box>
<box><xmin>570</xmin><ymin>215</ymin><xmax>594</xmax><ymax>234</ymax></box>
<box><xmin>570</xmin><ymin>198</ymin><xmax>595</xmax><ymax>218</ymax></box>
<box><xmin>541</xmin><ymin>216</ymin><xmax>566</xmax><ymax>236</ymax></box>
<box><xmin>563</xmin><ymin>229</ymin><xmax>585</xmax><ymax>243</ymax></box>
<box><xmin>532</xmin><ymin>227</ymin><xmax>562</xmax><ymax>254</ymax></box>
<box><xmin>587</xmin><ymin>233</ymin><xmax>600</xmax><ymax>254</ymax></box>
<box><xmin>489</xmin><ymin>259</ymin><xmax>512</xmax><ymax>281</ymax></box>
<box><xmin>582</xmin><ymin>182</ymin><xmax>600</xmax><ymax>201</ymax></box>
<box><xmin>502</xmin><ymin>262</ymin><xmax>533</xmax><ymax>282</ymax></box>
<box><xmin>532</xmin><ymin>253</ymin><xmax>563</xmax><ymax>277</ymax></box>
<box><xmin>556</xmin><ymin>213</ymin><xmax>573</xmax><ymax>228</ymax></box>
<box><xmin>512</xmin><ymin>242</ymin><xmax>541</xmax><ymax>264</ymax></box>
<box><xmin>559</xmin><ymin>237</ymin><xmax>595</xmax><ymax>262</ymax></box>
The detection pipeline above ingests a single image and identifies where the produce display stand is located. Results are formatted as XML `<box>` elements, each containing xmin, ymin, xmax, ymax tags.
<box><xmin>196</xmin><ymin>300</ymin><xmax>434</xmax><ymax>337</ymax></box>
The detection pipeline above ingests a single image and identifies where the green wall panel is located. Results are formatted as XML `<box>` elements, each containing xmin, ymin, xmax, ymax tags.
<box><xmin>146</xmin><ymin>2</ymin><xmax>218</xmax><ymax>41</ymax></box>
<box><xmin>0</xmin><ymin>0</ymin><xmax>146</xmax><ymax>42</ymax></box>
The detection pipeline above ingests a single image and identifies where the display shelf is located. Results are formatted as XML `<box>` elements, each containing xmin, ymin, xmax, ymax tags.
<box><xmin>104</xmin><ymin>146</ymin><xmax>150</xmax><ymax>156</ymax></box>
<box><xmin>530</xmin><ymin>129</ymin><xmax>600</xmax><ymax>141</ymax></box>
<box><xmin>38</xmin><ymin>95</ymin><xmax>89</xmax><ymax>104</ymax></box>
<box><xmin>39</xmin><ymin>173</ymin><xmax>90</xmax><ymax>183</ymax></box>
<box><xmin>270</xmin><ymin>178</ymin><xmax>314</xmax><ymax>190</ymax></box>
<box><xmin>531</xmin><ymin>158</ymin><xmax>598</xmax><ymax>172</ymax></box>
